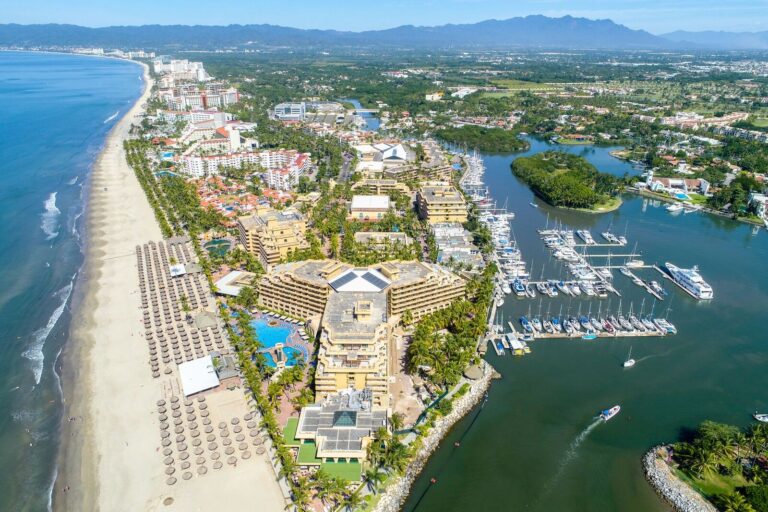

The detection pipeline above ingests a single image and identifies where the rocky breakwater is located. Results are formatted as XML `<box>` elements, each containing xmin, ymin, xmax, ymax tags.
<box><xmin>643</xmin><ymin>446</ymin><xmax>717</xmax><ymax>512</ymax></box>
<box><xmin>372</xmin><ymin>362</ymin><xmax>495</xmax><ymax>512</ymax></box>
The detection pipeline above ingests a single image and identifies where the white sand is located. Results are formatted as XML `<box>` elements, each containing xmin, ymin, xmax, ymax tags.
<box><xmin>56</xmin><ymin>62</ymin><xmax>285</xmax><ymax>511</ymax></box>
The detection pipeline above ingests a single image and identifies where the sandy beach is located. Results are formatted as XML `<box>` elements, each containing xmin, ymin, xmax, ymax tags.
<box><xmin>55</xmin><ymin>63</ymin><xmax>285</xmax><ymax>511</ymax></box>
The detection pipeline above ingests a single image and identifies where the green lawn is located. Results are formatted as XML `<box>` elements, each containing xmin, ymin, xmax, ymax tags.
<box><xmin>752</xmin><ymin>118</ymin><xmax>768</xmax><ymax>128</ymax></box>
<box><xmin>283</xmin><ymin>418</ymin><xmax>300</xmax><ymax>447</ymax></box>
<box><xmin>297</xmin><ymin>440</ymin><xmax>322</xmax><ymax>465</ymax></box>
<box><xmin>688</xmin><ymin>193</ymin><xmax>708</xmax><ymax>206</ymax></box>
<box><xmin>320</xmin><ymin>460</ymin><xmax>362</xmax><ymax>481</ymax></box>
<box><xmin>674</xmin><ymin>467</ymin><xmax>749</xmax><ymax>500</ymax></box>
<box><xmin>556</xmin><ymin>138</ymin><xmax>594</xmax><ymax>146</ymax></box>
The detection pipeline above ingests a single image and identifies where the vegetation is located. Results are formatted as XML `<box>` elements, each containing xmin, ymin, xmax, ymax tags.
<box><xmin>436</xmin><ymin>125</ymin><xmax>527</xmax><ymax>153</ymax></box>
<box><xmin>512</xmin><ymin>151</ymin><xmax>623</xmax><ymax>210</ymax></box>
<box><xmin>407</xmin><ymin>264</ymin><xmax>495</xmax><ymax>389</ymax></box>
<box><xmin>671</xmin><ymin>421</ymin><xmax>768</xmax><ymax>511</ymax></box>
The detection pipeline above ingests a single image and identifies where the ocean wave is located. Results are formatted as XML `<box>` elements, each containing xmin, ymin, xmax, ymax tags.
<box><xmin>40</xmin><ymin>192</ymin><xmax>61</xmax><ymax>240</ymax></box>
<box><xmin>22</xmin><ymin>276</ymin><xmax>75</xmax><ymax>385</ymax></box>
<box><xmin>103</xmin><ymin>110</ymin><xmax>119</xmax><ymax>123</ymax></box>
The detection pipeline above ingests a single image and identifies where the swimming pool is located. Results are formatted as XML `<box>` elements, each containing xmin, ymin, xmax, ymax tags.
<box><xmin>251</xmin><ymin>319</ymin><xmax>292</xmax><ymax>348</ymax></box>
<box><xmin>262</xmin><ymin>346</ymin><xmax>305</xmax><ymax>368</ymax></box>
<box><xmin>674</xmin><ymin>192</ymin><xmax>691</xmax><ymax>200</ymax></box>
<box><xmin>204</xmin><ymin>239</ymin><xmax>232</xmax><ymax>257</ymax></box>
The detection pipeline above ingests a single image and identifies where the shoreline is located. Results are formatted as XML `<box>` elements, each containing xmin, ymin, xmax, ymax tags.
<box><xmin>371</xmin><ymin>362</ymin><xmax>495</xmax><ymax>512</ymax></box>
<box><xmin>643</xmin><ymin>446</ymin><xmax>717</xmax><ymax>512</ymax></box>
<box><xmin>54</xmin><ymin>60</ymin><xmax>156</xmax><ymax>511</ymax></box>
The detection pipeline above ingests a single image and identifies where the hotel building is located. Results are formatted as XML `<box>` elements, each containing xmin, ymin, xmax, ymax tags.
<box><xmin>236</xmin><ymin>206</ymin><xmax>309</xmax><ymax>269</ymax></box>
<box><xmin>416</xmin><ymin>183</ymin><xmax>468</xmax><ymax>225</ymax></box>
<box><xmin>255</xmin><ymin>260</ymin><xmax>466</xmax><ymax>408</ymax></box>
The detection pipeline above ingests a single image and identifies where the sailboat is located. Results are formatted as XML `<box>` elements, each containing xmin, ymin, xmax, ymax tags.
<box><xmin>623</xmin><ymin>347</ymin><xmax>636</xmax><ymax>368</ymax></box>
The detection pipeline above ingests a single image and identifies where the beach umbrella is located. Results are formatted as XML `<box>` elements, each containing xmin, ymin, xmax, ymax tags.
<box><xmin>194</xmin><ymin>447</ymin><xmax>204</xmax><ymax>456</ymax></box>
<box><xmin>197</xmin><ymin>466</ymin><xmax>207</xmax><ymax>475</ymax></box>
<box><xmin>172</xmin><ymin>411</ymin><xmax>181</xmax><ymax>419</ymax></box>
<box><xmin>213</xmin><ymin>461</ymin><xmax>222</xmax><ymax>470</ymax></box>
<box><xmin>178</xmin><ymin>450</ymin><xmax>189</xmax><ymax>460</ymax></box>
<box><xmin>166</xmin><ymin>477</ymin><xmax>176</xmax><ymax>486</ymax></box>
<box><xmin>163</xmin><ymin>457</ymin><xmax>174</xmax><ymax>466</ymax></box>
<box><xmin>211</xmin><ymin>451</ymin><xmax>220</xmax><ymax>460</ymax></box>
<box><xmin>192</xmin><ymin>438</ymin><xmax>201</xmax><ymax>447</ymax></box>
<box><xmin>173</xmin><ymin>418</ymin><xmax>182</xmax><ymax>426</ymax></box>
<box><xmin>226</xmin><ymin>455</ymin><xmax>236</xmax><ymax>465</ymax></box>
<box><xmin>157</xmin><ymin>406</ymin><xmax>167</xmax><ymax>414</ymax></box>
<box><xmin>202</xmin><ymin>418</ymin><xmax>211</xmax><ymax>426</ymax></box>
<box><xmin>177</xmin><ymin>442</ymin><xmax>187</xmax><ymax>452</ymax></box>
<box><xmin>235</xmin><ymin>434</ymin><xmax>245</xmax><ymax>442</ymax></box>
<box><xmin>182</xmin><ymin>471</ymin><xmax>192</xmax><ymax>481</ymax></box>
<box><xmin>181</xmin><ymin>461</ymin><xmax>190</xmax><ymax>470</ymax></box>
<box><xmin>174</xmin><ymin>426</ymin><xmax>184</xmax><ymax>434</ymax></box>
<box><xmin>161</xmin><ymin>431</ymin><xmax>170</xmax><ymax>439</ymax></box>
<box><xmin>238</xmin><ymin>442</ymin><xmax>247</xmax><ymax>451</ymax></box>
<box><xmin>246</xmin><ymin>421</ymin><xmax>256</xmax><ymax>429</ymax></box>
<box><xmin>162</xmin><ymin>439</ymin><xmax>171</xmax><ymax>447</ymax></box>
<box><xmin>249</xmin><ymin>430</ymin><xmax>259</xmax><ymax>438</ymax></box>
<box><xmin>206</xmin><ymin>434</ymin><xmax>216</xmax><ymax>443</ymax></box>
<box><xmin>160</xmin><ymin>422</ymin><xmax>169</xmax><ymax>430</ymax></box>
<box><xmin>200</xmin><ymin>410</ymin><xmax>209</xmax><ymax>418</ymax></box>
<box><xmin>159</xmin><ymin>414</ymin><xmax>167</xmax><ymax>422</ymax></box>
<box><xmin>241</xmin><ymin>451</ymin><xmax>251</xmax><ymax>459</ymax></box>
<box><xmin>222</xmin><ymin>438</ymin><xmax>231</xmax><ymax>446</ymax></box>
<box><xmin>233</xmin><ymin>425</ymin><xmax>242</xmax><ymax>434</ymax></box>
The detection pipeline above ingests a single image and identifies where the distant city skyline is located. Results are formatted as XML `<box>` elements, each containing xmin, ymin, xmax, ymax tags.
<box><xmin>2</xmin><ymin>0</ymin><xmax>768</xmax><ymax>34</ymax></box>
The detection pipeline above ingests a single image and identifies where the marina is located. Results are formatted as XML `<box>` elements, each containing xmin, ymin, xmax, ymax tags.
<box><xmin>406</xmin><ymin>139</ymin><xmax>746</xmax><ymax>512</ymax></box>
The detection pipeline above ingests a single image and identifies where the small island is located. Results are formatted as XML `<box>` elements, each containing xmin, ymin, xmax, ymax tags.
<box><xmin>645</xmin><ymin>421</ymin><xmax>768</xmax><ymax>512</ymax></box>
<box><xmin>511</xmin><ymin>151</ymin><xmax>622</xmax><ymax>211</ymax></box>
<box><xmin>436</xmin><ymin>125</ymin><xmax>528</xmax><ymax>153</ymax></box>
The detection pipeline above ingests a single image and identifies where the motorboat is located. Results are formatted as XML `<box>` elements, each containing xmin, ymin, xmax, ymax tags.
<box><xmin>531</xmin><ymin>317</ymin><xmax>543</xmax><ymax>333</ymax></box>
<box><xmin>520</xmin><ymin>316</ymin><xmax>533</xmax><ymax>333</ymax></box>
<box><xmin>570</xmin><ymin>283</ymin><xmax>582</xmax><ymax>296</ymax></box>
<box><xmin>536</xmin><ymin>282</ymin><xmax>548</xmax><ymax>295</ymax></box>
<box><xmin>526</xmin><ymin>283</ymin><xmax>537</xmax><ymax>298</ymax></box>
<box><xmin>653</xmin><ymin>318</ymin><xmax>677</xmax><ymax>334</ymax></box>
<box><xmin>666</xmin><ymin>203</ymin><xmax>684</xmax><ymax>213</ymax></box>
<box><xmin>600</xmin><ymin>405</ymin><xmax>621</xmax><ymax>421</ymax></box>
<box><xmin>623</xmin><ymin>347</ymin><xmax>636</xmax><ymax>368</ymax></box>
<box><xmin>649</xmin><ymin>280</ymin><xmax>667</xmax><ymax>296</ymax></box>
<box><xmin>626</xmin><ymin>260</ymin><xmax>645</xmax><ymax>268</ymax></box>
<box><xmin>754</xmin><ymin>413</ymin><xmax>768</xmax><ymax>423</ymax></box>
<box><xmin>513</xmin><ymin>279</ymin><xmax>527</xmax><ymax>297</ymax></box>
<box><xmin>582</xmin><ymin>329</ymin><xmax>597</xmax><ymax>341</ymax></box>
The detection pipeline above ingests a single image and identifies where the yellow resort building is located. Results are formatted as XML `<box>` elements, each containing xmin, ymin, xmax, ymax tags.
<box><xmin>416</xmin><ymin>183</ymin><xmax>468</xmax><ymax>225</ymax></box>
<box><xmin>255</xmin><ymin>260</ymin><xmax>466</xmax><ymax>408</ymax></box>
<box><xmin>236</xmin><ymin>205</ymin><xmax>309</xmax><ymax>269</ymax></box>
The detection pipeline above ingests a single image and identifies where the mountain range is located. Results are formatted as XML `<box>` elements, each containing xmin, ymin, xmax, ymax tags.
<box><xmin>0</xmin><ymin>16</ymin><xmax>766</xmax><ymax>51</ymax></box>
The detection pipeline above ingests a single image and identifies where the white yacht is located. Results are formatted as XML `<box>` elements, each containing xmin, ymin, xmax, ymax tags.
<box><xmin>665</xmin><ymin>262</ymin><xmax>714</xmax><ymax>300</ymax></box>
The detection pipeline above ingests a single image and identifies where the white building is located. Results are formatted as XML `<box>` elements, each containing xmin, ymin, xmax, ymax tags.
<box><xmin>180</xmin><ymin>150</ymin><xmax>310</xmax><ymax>190</ymax></box>
<box><xmin>749</xmin><ymin>193</ymin><xmax>768</xmax><ymax>218</ymax></box>
<box><xmin>273</xmin><ymin>102</ymin><xmax>306</xmax><ymax>121</ymax></box>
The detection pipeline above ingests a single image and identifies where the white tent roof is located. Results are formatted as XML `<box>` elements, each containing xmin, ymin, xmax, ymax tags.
<box><xmin>178</xmin><ymin>355</ymin><xmax>220</xmax><ymax>397</ymax></box>
<box><xmin>351</xmin><ymin>195</ymin><xmax>390</xmax><ymax>211</ymax></box>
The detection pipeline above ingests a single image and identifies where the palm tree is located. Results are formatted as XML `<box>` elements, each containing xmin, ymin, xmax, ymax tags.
<box><xmin>289</xmin><ymin>476</ymin><xmax>313</xmax><ymax>512</ymax></box>
<box><xmin>341</xmin><ymin>491</ymin><xmax>367</xmax><ymax>512</ymax></box>
<box><xmin>390</xmin><ymin>412</ymin><xmax>405</xmax><ymax>434</ymax></box>
<box><xmin>718</xmin><ymin>492</ymin><xmax>756</xmax><ymax>512</ymax></box>
<box><xmin>364</xmin><ymin>467</ymin><xmax>385</xmax><ymax>494</ymax></box>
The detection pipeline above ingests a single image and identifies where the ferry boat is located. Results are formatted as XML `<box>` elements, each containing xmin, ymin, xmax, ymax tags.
<box><xmin>600</xmin><ymin>405</ymin><xmax>621</xmax><ymax>421</ymax></box>
<box><xmin>665</xmin><ymin>262</ymin><xmax>714</xmax><ymax>300</ymax></box>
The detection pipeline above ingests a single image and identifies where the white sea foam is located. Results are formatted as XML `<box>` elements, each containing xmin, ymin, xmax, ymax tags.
<box><xmin>103</xmin><ymin>110</ymin><xmax>119</xmax><ymax>123</ymax></box>
<box><xmin>40</xmin><ymin>192</ymin><xmax>61</xmax><ymax>240</ymax></box>
<box><xmin>22</xmin><ymin>276</ymin><xmax>75</xmax><ymax>385</ymax></box>
<box><xmin>66</xmin><ymin>176</ymin><xmax>78</xmax><ymax>186</ymax></box>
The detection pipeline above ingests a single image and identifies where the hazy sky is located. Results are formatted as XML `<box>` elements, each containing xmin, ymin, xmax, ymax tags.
<box><xmin>3</xmin><ymin>0</ymin><xmax>768</xmax><ymax>33</ymax></box>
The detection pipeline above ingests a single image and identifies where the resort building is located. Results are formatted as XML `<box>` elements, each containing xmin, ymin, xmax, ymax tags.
<box><xmin>294</xmin><ymin>389</ymin><xmax>387</xmax><ymax>463</ymax></box>
<box><xmin>348</xmin><ymin>195</ymin><xmax>391</xmax><ymax>221</ymax></box>
<box><xmin>353</xmin><ymin>232</ymin><xmax>412</xmax><ymax>248</ymax></box>
<box><xmin>416</xmin><ymin>183</ymin><xmax>469</xmax><ymax>224</ymax></box>
<box><xmin>180</xmin><ymin>149</ymin><xmax>310</xmax><ymax>188</ymax></box>
<box><xmin>255</xmin><ymin>260</ymin><xmax>466</xmax><ymax>408</ymax></box>
<box><xmin>237</xmin><ymin>206</ymin><xmax>309</xmax><ymax>269</ymax></box>
<box><xmin>351</xmin><ymin>178</ymin><xmax>411</xmax><ymax>196</ymax></box>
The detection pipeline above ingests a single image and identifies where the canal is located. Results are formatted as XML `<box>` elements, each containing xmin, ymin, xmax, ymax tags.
<box><xmin>403</xmin><ymin>138</ymin><xmax>768</xmax><ymax>512</ymax></box>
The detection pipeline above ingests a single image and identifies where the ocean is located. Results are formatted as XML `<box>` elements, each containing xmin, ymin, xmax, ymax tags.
<box><xmin>0</xmin><ymin>51</ymin><xmax>143</xmax><ymax>511</ymax></box>
<box><xmin>404</xmin><ymin>141</ymin><xmax>768</xmax><ymax>511</ymax></box>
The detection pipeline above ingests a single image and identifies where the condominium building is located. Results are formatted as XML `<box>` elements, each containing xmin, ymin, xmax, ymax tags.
<box><xmin>255</xmin><ymin>260</ymin><xmax>466</xmax><ymax>408</ymax></box>
<box><xmin>237</xmin><ymin>206</ymin><xmax>309</xmax><ymax>269</ymax></box>
<box><xmin>180</xmin><ymin>149</ymin><xmax>310</xmax><ymax>187</ymax></box>
<box><xmin>416</xmin><ymin>183</ymin><xmax>468</xmax><ymax>224</ymax></box>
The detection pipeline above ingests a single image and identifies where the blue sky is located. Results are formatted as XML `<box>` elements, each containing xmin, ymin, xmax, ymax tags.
<box><xmin>3</xmin><ymin>0</ymin><xmax>768</xmax><ymax>33</ymax></box>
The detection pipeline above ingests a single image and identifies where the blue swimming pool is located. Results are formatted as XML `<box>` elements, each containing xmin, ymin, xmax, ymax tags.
<box><xmin>251</xmin><ymin>319</ymin><xmax>292</xmax><ymax>348</ymax></box>
<box><xmin>263</xmin><ymin>346</ymin><xmax>305</xmax><ymax>368</ymax></box>
<box><xmin>675</xmin><ymin>192</ymin><xmax>691</xmax><ymax>200</ymax></box>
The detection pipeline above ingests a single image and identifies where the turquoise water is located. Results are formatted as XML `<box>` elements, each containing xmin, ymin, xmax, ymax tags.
<box><xmin>263</xmin><ymin>346</ymin><xmax>304</xmax><ymax>368</ymax></box>
<box><xmin>404</xmin><ymin>142</ymin><xmax>768</xmax><ymax>512</ymax></box>
<box><xmin>204</xmin><ymin>238</ymin><xmax>232</xmax><ymax>257</ymax></box>
<box><xmin>251</xmin><ymin>319</ymin><xmax>292</xmax><ymax>348</ymax></box>
<box><xmin>0</xmin><ymin>52</ymin><xmax>143</xmax><ymax>511</ymax></box>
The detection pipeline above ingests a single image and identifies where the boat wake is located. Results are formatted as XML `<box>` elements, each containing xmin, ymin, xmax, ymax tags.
<box><xmin>537</xmin><ymin>417</ymin><xmax>603</xmax><ymax>504</ymax></box>
<box><xmin>21</xmin><ymin>276</ymin><xmax>75</xmax><ymax>385</ymax></box>
<box><xmin>40</xmin><ymin>192</ymin><xmax>61</xmax><ymax>240</ymax></box>
<box><xmin>103</xmin><ymin>110</ymin><xmax>119</xmax><ymax>123</ymax></box>
<box><xmin>66</xmin><ymin>176</ymin><xmax>79</xmax><ymax>186</ymax></box>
